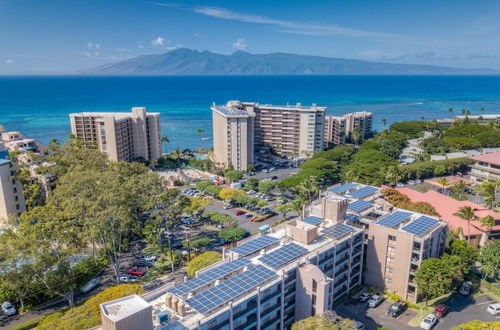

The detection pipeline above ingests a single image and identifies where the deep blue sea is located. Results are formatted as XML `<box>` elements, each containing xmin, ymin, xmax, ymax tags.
<box><xmin>1</xmin><ymin>75</ymin><xmax>500</xmax><ymax>150</ymax></box>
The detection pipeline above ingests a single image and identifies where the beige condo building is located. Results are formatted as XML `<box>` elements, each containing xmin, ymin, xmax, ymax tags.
<box><xmin>212</xmin><ymin>101</ymin><xmax>326</xmax><ymax>170</ymax></box>
<box><xmin>69</xmin><ymin>107</ymin><xmax>161</xmax><ymax>162</ymax></box>
<box><xmin>324</xmin><ymin>111</ymin><xmax>373</xmax><ymax>145</ymax></box>
<box><xmin>0</xmin><ymin>145</ymin><xmax>26</xmax><ymax>223</ymax></box>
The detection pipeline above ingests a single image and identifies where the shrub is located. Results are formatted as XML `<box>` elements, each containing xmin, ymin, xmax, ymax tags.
<box><xmin>11</xmin><ymin>318</ymin><xmax>42</xmax><ymax>330</ymax></box>
<box><xmin>382</xmin><ymin>189</ymin><xmax>440</xmax><ymax>216</ymax></box>
<box><xmin>196</xmin><ymin>180</ymin><xmax>212</xmax><ymax>190</ymax></box>
<box><xmin>476</xmin><ymin>130</ymin><xmax>500</xmax><ymax>147</ymax></box>
<box><xmin>252</xmin><ymin>213</ymin><xmax>273</xmax><ymax>222</ymax></box>
<box><xmin>37</xmin><ymin>284</ymin><xmax>143</xmax><ymax>330</ymax></box>
<box><xmin>390</xmin><ymin>121</ymin><xmax>432</xmax><ymax>138</ymax></box>
<box><xmin>451</xmin><ymin>320</ymin><xmax>500</xmax><ymax>330</ymax></box>
<box><xmin>443</xmin><ymin>137</ymin><xmax>481</xmax><ymax>149</ymax></box>
<box><xmin>187</xmin><ymin>251</ymin><xmax>222</xmax><ymax>277</ymax></box>
<box><xmin>219</xmin><ymin>188</ymin><xmax>245</xmax><ymax>200</ymax></box>
<box><xmin>218</xmin><ymin>227</ymin><xmax>247</xmax><ymax>243</ymax></box>
<box><xmin>224</xmin><ymin>170</ymin><xmax>244</xmax><ymax>182</ymax></box>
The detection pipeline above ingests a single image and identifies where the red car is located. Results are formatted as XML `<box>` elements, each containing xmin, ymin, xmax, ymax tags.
<box><xmin>249</xmin><ymin>216</ymin><xmax>257</xmax><ymax>222</ymax></box>
<box><xmin>433</xmin><ymin>304</ymin><xmax>449</xmax><ymax>318</ymax></box>
<box><xmin>235</xmin><ymin>210</ymin><xmax>246</xmax><ymax>216</ymax></box>
<box><xmin>128</xmin><ymin>268</ymin><xmax>147</xmax><ymax>277</ymax></box>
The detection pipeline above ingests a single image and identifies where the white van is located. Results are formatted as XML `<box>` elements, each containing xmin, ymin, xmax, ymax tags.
<box><xmin>487</xmin><ymin>302</ymin><xmax>500</xmax><ymax>315</ymax></box>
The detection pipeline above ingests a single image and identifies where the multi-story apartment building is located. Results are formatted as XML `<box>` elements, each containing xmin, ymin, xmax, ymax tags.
<box><xmin>212</xmin><ymin>101</ymin><xmax>326</xmax><ymax>170</ymax></box>
<box><xmin>366</xmin><ymin>211</ymin><xmax>447</xmax><ymax>303</ymax></box>
<box><xmin>69</xmin><ymin>107</ymin><xmax>161</xmax><ymax>162</ymax></box>
<box><xmin>0</xmin><ymin>143</ymin><xmax>26</xmax><ymax>223</ymax></box>
<box><xmin>469</xmin><ymin>151</ymin><xmax>500</xmax><ymax>182</ymax></box>
<box><xmin>324</xmin><ymin>112</ymin><xmax>373</xmax><ymax>146</ymax></box>
<box><xmin>133</xmin><ymin>206</ymin><xmax>364</xmax><ymax>329</ymax></box>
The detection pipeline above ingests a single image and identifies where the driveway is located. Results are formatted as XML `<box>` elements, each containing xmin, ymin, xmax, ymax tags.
<box><xmin>336</xmin><ymin>298</ymin><xmax>416</xmax><ymax>330</ymax></box>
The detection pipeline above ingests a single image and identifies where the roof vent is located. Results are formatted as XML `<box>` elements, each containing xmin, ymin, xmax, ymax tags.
<box><xmin>214</xmin><ymin>280</ymin><xmax>220</xmax><ymax>286</ymax></box>
<box><xmin>260</xmin><ymin>249</ymin><xmax>266</xmax><ymax>256</ymax></box>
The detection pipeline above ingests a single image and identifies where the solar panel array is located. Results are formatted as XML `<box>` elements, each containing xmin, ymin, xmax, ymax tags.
<box><xmin>377</xmin><ymin>211</ymin><xmax>412</xmax><ymax>228</ymax></box>
<box><xmin>186</xmin><ymin>265</ymin><xmax>278</xmax><ymax>314</ymax></box>
<box><xmin>302</xmin><ymin>215</ymin><xmax>323</xmax><ymax>226</ymax></box>
<box><xmin>402</xmin><ymin>216</ymin><xmax>439</xmax><ymax>236</ymax></box>
<box><xmin>329</xmin><ymin>183</ymin><xmax>358</xmax><ymax>194</ymax></box>
<box><xmin>323</xmin><ymin>223</ymin><xmax>354</xmax><ymax>240</ymax></box>
<box><xmin>348</xmin><ymin>199</ymin><xmax>374</xmax><ymax>212</ymax></box>
<box><xmin>168</xmin><ymin>258</ymin><xmax>251</xmax><ymax>297</ymax></box>
<box><xmin>259</xmin><ymin>243</ymin><xmax>308</xmax><ymax>269</ymax></box>
<box><xmin>348</xmin><ymin>186</ymin><xmax>379</xmax><ymax>199</ymax></box>
<box><xmin>231</xmin><ymin>236</ymin><xmax>279</xmax><ymax>256</ymax></box>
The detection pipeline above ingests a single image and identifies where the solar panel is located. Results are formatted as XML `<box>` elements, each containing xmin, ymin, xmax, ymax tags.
<box><xmin>186</xmin><ymin>265</ymin><xmax>278</xmax><ymax>314</ymax></box>
<box><xmin>259</xmin><ymin>243</ymin><xmax>308</xmax><ymax>269</ymax></box>
<box><xmin>231</xmin><ymin>236</ymin><xmax>279</xmax><ymax>256</ymax></box>
<box><xmin>348</xmin><ymin>200</ymin><xmax>373</xmax><ymax>212</ymax></box>
<box><xmin>168</xmin><ymin>258</ymin><xmax>251</xmax><ymax>297</ymax></box>
<box><xmin>402</xmin><ymin>216</ymin><xmax>439</xmax><ymax>236</ymax></box>
<box><xmin>323</xmin><ymin>223</ymin><xmax>354</xmax><ymax>239</ymax></box>
<box><xmin>302</xmin><ymin>216</ymin><xmax>323</xmax><ymax>226</ymax></box>
<box><xmin>348</xmin><ymin>186</ymin><xmax>379</xmax><ymax>199</ymax></box>
<box><xmin>329</xmin><ymin>183</ymin><xmax>358</xmax><ymax>194</ymax></box>
<box><xmin>377</xmin><ymin>211</ymin><xmax>412</xmax><ymax>228</ymax></box>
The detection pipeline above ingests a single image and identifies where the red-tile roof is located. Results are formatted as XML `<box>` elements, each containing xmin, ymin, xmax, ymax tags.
<box><xmin>395</xmin><ymin>188</ymin><xmax>500</xmax><ymax>236</ymax></box>
<box><xmin>470</xmin><ymin>151</ymin><xmax>500</xmax><ymax>167</ymax></box>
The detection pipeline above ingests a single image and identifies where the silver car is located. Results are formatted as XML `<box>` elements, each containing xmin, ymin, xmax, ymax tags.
<box><xmin>1</xmin><ymin>301</ymin><xmax>16</xmax><ymax>316</ymax></box>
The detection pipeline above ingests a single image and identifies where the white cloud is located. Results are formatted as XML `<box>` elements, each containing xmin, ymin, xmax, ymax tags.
<box><xmin>232</xmin><ymin>38</ymin><xmax>247</xmax><ymax>50</ymax></box>
<box><xmin>5</xmin><ymin>59</ymin><xmax>13</xmax><ymax>64</ymax></box>
<box><xmin>151</xmin><ymin>36</ymin><xmax>165</xmax><ymax>46</ymax></box>
<box><xmin>165</xmin><ymin>44</ymin><xmax>183</xmax><ymax>51</ymax></box>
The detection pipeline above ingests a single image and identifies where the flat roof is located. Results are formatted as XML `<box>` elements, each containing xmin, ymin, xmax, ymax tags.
<box><xmin>100</xmin><ymin>294</ymin><xmax>151</xmax><ymax>322</ymax></box>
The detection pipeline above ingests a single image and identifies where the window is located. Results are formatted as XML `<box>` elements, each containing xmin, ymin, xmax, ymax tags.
<box><xmin>312</xmin><ymin>279</ymin><xmax>317</xmax><ymax>292</ymax></box>
<box><xmin>388</xmin><ymin>235</ymin><xmax>397</xmax><ymax>241</ymax></box>
<box><xmin>387</xmin><ymin>246</ymin><xmax>395</xmax><ymax>253</ymax></box>
<box><xmin>384</xmin><ymin>277</ymin><xmax>392</xmax><ymax>284</ymax></box>
<box><xmin>385</xmin><ymin>267</ymin><xmax>393</xmax><ymax>274</ymax></box>
<box><xmin>312</xmin><ymin>295</ymin><xmax>316</xmax><ymax>305</ymax></box>
<box><xmin>386</xmin><ymin>257</ymin><xmax>395</xmax><ymax>263</ymax></box>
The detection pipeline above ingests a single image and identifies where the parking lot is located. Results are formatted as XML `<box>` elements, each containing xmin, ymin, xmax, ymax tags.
<box><xmin>337</xmin><ymin>292</ymin><xmax>499</xmax><ymax>329</ymax></box>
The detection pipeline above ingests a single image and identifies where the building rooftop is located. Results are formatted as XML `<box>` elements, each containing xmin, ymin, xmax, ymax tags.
<box><xmin>396</xmin><ymin>188</ymin><xmax>500</xmax><ymax>235</ymax></box>
<box><xmin>100</xmin><ymin>294</ymin><xmax>151</xmax><ymax>322</ymax></box>
<box><xmin>470</xmin><ymin>151</ymin><xmax>500</xmax><ymax>167</ymax></box>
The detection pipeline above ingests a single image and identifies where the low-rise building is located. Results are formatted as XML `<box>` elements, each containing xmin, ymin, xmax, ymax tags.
<box><xmin>100</xmin><ymin>294</ymin><xmax>153</xmax><ymax>330</ymax></box>
<box><xmin>469</xmin><ymin>151</ymin><xmax>500</xmax><ymax>182</ymax></box>
<box><xmin>69</xmin><ymin>107</ymin><xmax>161</xmax><ymax>162</ymax></box>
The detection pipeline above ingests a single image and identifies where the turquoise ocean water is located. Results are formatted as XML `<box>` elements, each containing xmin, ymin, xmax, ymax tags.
<box><xmin>1</xmin><ymin>75</ymin><xmax>500</xmax><ymax>150</ymax></box>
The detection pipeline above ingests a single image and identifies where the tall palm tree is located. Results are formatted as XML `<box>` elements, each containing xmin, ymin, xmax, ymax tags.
<box><xmin>480</xmin><ymin>107</ymin><xmax>485</xmax><ymax>114</ymax></box>
<box><xmin>381</xmin><ymin>118</ymin><xmax>387</xmax><ymax>131</ymax></box>
<box><xmin>172</xmin><ymin>147</ymin><xmax>182</xmax><ymax>168</ymax></box>
<box><xmin>196</xmin><ymin>128</ymin><xmax>205</xmax><ymax>150</ymax></box>
<box><xmin>479</xmin><ymin>215</ymin><xmax>495</xmax><ymax>233</ymax></box>
<box><xmin>298</xmin><ymin>178</ymin><xmax>320</xmax><ymax>202</ymax></box>
<box><xmin>448</xmin><ymin>108</ymin><xmax>454</xmax><ymax>119</ymax></box>
<box><xmin>437</xmin><ymin>178</ymin><xmax>450</xmax><ymax>193</ymax></box>
<box><xmin>420</xmin><ymin>116</ymin><xmax>425</xmax><ymax>121</ymax></box>
<box><xmin>160</xmin><ymin>136</ymin><xmax>169</xmax><ymax>155</ymax></box>
<box><xmin>351</xmin><ymin>127</ymin><xmax>362</xmax><ymax>146</ymax></box>
<box><xmin>453</xmin><ymin>206</ymin><xmax>476</xmax><ymax>244</ymax></box>
<box><xmin>461</xmin><ymin>108</ymin><xmax>467</xmax><ymax>116</ymax></box>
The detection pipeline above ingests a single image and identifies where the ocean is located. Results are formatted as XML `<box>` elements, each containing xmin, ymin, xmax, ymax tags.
<box><xmin>1</xmin><ymin>75</ymin><xmax>500</xmax><ymax>150</ymax></box>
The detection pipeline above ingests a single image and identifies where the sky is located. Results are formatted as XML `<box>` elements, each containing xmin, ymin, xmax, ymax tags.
<box><xmin>1</xmin><ymin>0</ymin><xmax>500</xmax><ymax>74</ymax></box>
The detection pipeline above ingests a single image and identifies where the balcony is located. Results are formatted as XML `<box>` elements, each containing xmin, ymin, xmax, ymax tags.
<box><xmin>335</xmin><ymin>267</ymin><xmax>349</xmax><ymax>278</ymax></box>
<box><xmin>335</xmin><ymin>255</ymin><xmax>350</xmax><ymax>268</ymax></box>
<box><xmin>233</xmin><ymin>302</ymin><xmax>257</xmax><ymax>321</ymax></box>
<box><xmin>235</xmin><ymin>314</ymin><xmax>257</xmax><ymax>330</ymax></box>
<box><xmin>261</xmin><ymin>290</ymin><xmax>281</xmax><ymax>305</ymax></box>
<box><xmin>262</xmin><ymin>317</ymin><xmax>281</xmax><ymax>330</ymax></box>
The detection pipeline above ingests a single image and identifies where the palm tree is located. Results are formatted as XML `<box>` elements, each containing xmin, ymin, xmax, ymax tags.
<box><xmin>448</xmin><ymin>108</ymin><xmax>454</xmax><ymax>119</ymax></box>
<box><xmin>461</xmin><ymin>109</ymin><xmax>467</xmax><ymax>116</ymax></box>
<box><xmin>298</xmin><ymin>178</ymin><xmax>320</xmax><ymax>202</ymax></box>
<box><xmin>466</xmin><ymin>110</ymin><xmax>472</xmax><ymax>116</ymax></box>
<box><xmin>480</xmin><ymin>107</ymin><xmax>485</xmax><ymax>114</ymax></box>
<box><xmin>479</xmin><ymin>215</ymin><xmax>495</xmax><ymax>233</ymax></box>
<box><xmin>420</xmin><ymin>116</ymin><xmax>425</xmax><ymax>121</ymax></box>
<box><xmin>351</xmin><ymin>127</ymin><xmax>362</xmax><ymax>146</ymax></box>
<box><xmin>171</xmin><ymin>147</ymin><xmax>182</xmax><ymax>168</ymax></box>
<box><xmin>437</xmin><ymin>178</ymin><xmax>450</xmax><ymax>194</ymax></box>
<box><xmin>197</xmin><ymin>128</ymin><xmax>205</xmax><ymax>150</ymax></box>
<box><xmin>476</xmin><ymin>180</ymin><xmax>499</xmax><ymax>209</ymax></box>
<box><xmin>381</xmin><ymin>118</ymin><xmax>387</xmax><ymax>131</ymax></box>
<box><xmin>160</xmin><ymin>136</ymin><xmax>169</xmax><ymax>155</ymax></box>
<box><xmin>453</xmin><ymin>206</ymin><xmax>476</xmax><ymax>244</ymax></box>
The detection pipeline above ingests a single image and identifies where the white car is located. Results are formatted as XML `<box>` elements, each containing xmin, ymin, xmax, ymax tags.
<box><xmin>487</xmin><ymin>302</ymin><xmax>500</xmax><ymax>315</ymax></box>
<box><xmin>420</xmin><ymin>313</ymin><xmax>438</xmax><ymax>329</ymax></box>
<box><xmin>368</xmin><ymin>294</ymin><xmax>383</xmax><ymax>308</ymax></box>
<box><xmin>119</xmin><ymin>276</ymin><xmax>138</xmax><ymax>283</ymax></box>
<box><xmin>1</xmin><ymin>301</ymin><xmax>16</xmax><ymax>316</ymax></box>
<box><xmin>142</xmin><ymin>254</ymin><xmax>157</xmax><ymax>262</ymax></box>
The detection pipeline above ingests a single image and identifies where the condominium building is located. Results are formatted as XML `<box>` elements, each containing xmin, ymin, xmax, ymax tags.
<box><xmin>469</xmin><ymin>151</ymin><xmax>500</xmax><ymax>182</ymax></box>
<box><xmin>324</xmin><ymin>112</ymin><xmax>373</xmax><ymax>145</ymax></box>
<box><xmin>212</xmin><ymin>101</ymin><xmax>326</xmax><ymax>170</ymax></box>
<box><xmin>69</xmin><ymin>107</ymin><xmax>161</xmax><ymax>162</ymax></box>
<box><xmin>142</xmin><ymin>207</ymin><xmax>363</xmax><ymax>330</ymax></box>
<box><xmin>0</xmin><ymin>143</ymin><xmax>26</xmax><ymax>223</ymax></box>
<box><xmin>366</xmin><ymin>211</ymin><xmax>447</xmax><ymax>303</ymax></box>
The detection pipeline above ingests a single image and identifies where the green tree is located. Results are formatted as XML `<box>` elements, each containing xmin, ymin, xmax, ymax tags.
<box><xmin>224</xmin><ymin>170</ymin><xmax>244</xmax><ymax>182</ymax></box>
<box><xmin>448</xmin><ymin>107</ymin><xmax>454</xmax><ymax>119</ymax></box>
<box><xmin>449</xmin><ymin>240</ymin><xmax>478</xmax><ymax>277</ymax></box>
<box><xmin>245</xmin><ymin>178</ymin><xmax>259</xmax><ymax>191</ymax></box>
<box><xmin>476</xmin><ymin>180</ymin><xmax>499</xmax><ymax>209</ymax></box>
<box><xmin>292</xmin><ymin>314</ymin><xmax>354</xmax><ymax>330</ymax></box>
<box><xmin>479</xmin><ymin>239</ymin><xmax>499</xmax><ymax>279</ymax></box>
<box><xmin>453</xmin><ymin>206</ymin><xmax>476</xmax><ymax>245</ymax></box>
<box><xmin>382</xmin><ymin>118</ymin><xmax>387</xmax><ymax>130</ymax></box>
<box><xmin>258</xmin><ymin>181</ymin><xmax>276</xmax><ymax>194</ymax></box>
<box><xmin>275</xmin><ymin>203</ymin><xmax>292</xmax><ymax>221</ymax></box>
<box><xmin>187</xmin><ymin>251</ymin><xmax>222</xmax><ymax>277</ymax></box>
<box><xmin>416</xmin><ymin>258</ymin><xmax>456</xmax><ymax>304</ymax></box>
<box><xmin>219</xmin><ymin>188</ymin><xmax>245</xmax><ymax>200</ymax></box>
<box><xmin>451</xmin><ymin>320</ymin><xmax>500</xmax><ymax>330</ymax></box>
<box><xmin>171</xmin><ymin>147</ymin><xmax>183</xmax><ymax>167</ymax></box>
<box><xmin>351</xmin><ymin>127</ymin><xmax>362</xmax><ymax>146</ymax></box>
<box><xmin>479</xmin><ymin>215</ymin><xmax>495</xmax><ymax>232</ymax></box>
<box><xmin>218</xmin><ymin>227</ymin><xmax>247</xmax><ymax>243</ymax></box>
<box><xmin>160</xmin><ymin>136</ymin><xmax>169</xmax><ymax>154</ymax></box>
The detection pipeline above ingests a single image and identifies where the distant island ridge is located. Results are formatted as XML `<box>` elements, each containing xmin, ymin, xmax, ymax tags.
<box><xmin>81</xmin><ymin>48</ymin><xmax>499</xmax><ymax>76</ymax></box>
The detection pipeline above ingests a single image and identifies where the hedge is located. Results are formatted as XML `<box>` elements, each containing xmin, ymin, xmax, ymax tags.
<box><xmin>11</xmin><ymin>318</ymin><xmax>42</xmax><ymax>330</ymax></box>
<box><xmin>382</xmin><ymin>289</ymin><xmax>423</xmax><ymax>310</ymax></box>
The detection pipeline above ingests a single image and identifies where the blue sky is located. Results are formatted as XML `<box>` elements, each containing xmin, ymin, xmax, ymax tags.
<box><xmin>1</xmin><ymin>0</ymin><xmax>500</xmax><ymax>73</ymax></box>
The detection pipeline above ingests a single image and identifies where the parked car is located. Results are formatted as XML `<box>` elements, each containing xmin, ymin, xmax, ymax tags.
<box><xmin>270</xmin><ymin>175</ymin><xmax>278</xmax><ymax>180</ymax></box>
<box><xmin>119</xmin><ymin>276</ymin><xmax>138</xmax><ymax>283</ymax></box>
<box><xmin>80</xmin><ymin>277</ymin><xmax>100</xmax><ymax>293</ymax></box>
<box><xmin>459</xmin><ymin>282</ymin><xmax>472</xmax><ymax>296</ymax></box>
<box><xmin>128</xmin><ymin>268</ymin><xmax>147</xmax><ymax>276</ymax></box>
<box><xmin>359</xmin><ymin>292</ymin><xmax>372</xmax><ymax>302</ymax></box>
<box><xmin>1</xmin><ymin>301</ymin><xmax>16</xmax><ymax>316</ymax></box>
<box><xmin>432</xmin><ymin>304</ymin><xmax>449</xmax><ymax>318</ymax></box>
<box><xmin>181</xmin><ymin>217</ymin><xmax>197</xmax><ymax>224</ymax></box>
<box><xmin>487</xmin><ymin>302</ymin><xmax>500</xmax><ymax>315</ymax></box>
<box><xmin>247</xmin><ymin>190</ymin><xmax>256</xmax><ymax>195</ymax></box>
<box><xmin>223</xmin><ymin>204</ymin><xmax>233</xmax><ymax>210</ymax></box>
<box><xmin>368</xmin><ymin>294</ymin><xmax>383</xmax><ymax>308</ymax></box>
<box><xmin>420</xmin><ymin>313</ymin><xmax>438</xmax><ymax>329</ymax></box>
<box><xmin>142</xmin><ymin>254</ymin><xmax>157</xmax><ymax>262</ymax></box>
<box><xmin>249</xmin><ymin>216</ymin><xmax>257</xmax><ymax>222</ymax></box>
<box><xmin>388</xmin><ymin>300</ymin><xmax>406</xmax><ymax>317</ymax></box>
<box><xmin>235</xmin><ymin>210</ymin><xmax>246</xmax><ymax>216</ymax></box>
<box><xmin>133</xmin><ymin>259</ymin><xmax>153</xmax><ymax>268</ymax></box>
<box><xmin>245</xmin><ymin>213</ymin><xmax>253</xmax><ymax>218</ymax></box>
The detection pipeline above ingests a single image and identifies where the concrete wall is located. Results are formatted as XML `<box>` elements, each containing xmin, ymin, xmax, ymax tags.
<box><xmin>0</xmin><ymin>161</ymin><xmax>26</xmax><ymax>224</ymax></box>
<box><xmin>295</xmin><ymin>264</ymin><xmax>330</xmax><ymax>320</ymax></box>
